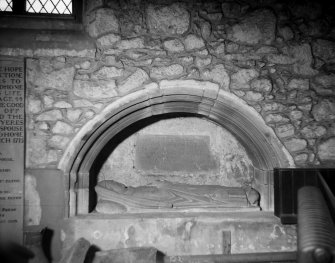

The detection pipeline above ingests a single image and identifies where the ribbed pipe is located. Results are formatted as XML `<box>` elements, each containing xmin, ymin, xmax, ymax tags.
<box><xmin>298</xmin><ymin>186</ymin><xmax>335</xmax><ymax>263</ymax></box>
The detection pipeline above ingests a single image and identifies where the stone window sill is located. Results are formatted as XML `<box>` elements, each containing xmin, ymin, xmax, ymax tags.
<box><xmin>0</xmin><ymin>28</ymin><xmax>96</xmax><ymax>58</ymax></box>
<box><xmin>0</xmin><ymin>14</ymin><xmax>82</xmax><ymax>31</ymax></box>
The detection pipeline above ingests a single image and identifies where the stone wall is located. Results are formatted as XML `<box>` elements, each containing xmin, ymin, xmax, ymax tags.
<box><xmin>3</xmin><ymin>0</ymin><xmax>335</xmax><ymax>257</ymax></box>
<box><xmin>15</xmin><ymin>0</ymin><xmax>334</xmax><ymax>171</ymax></box>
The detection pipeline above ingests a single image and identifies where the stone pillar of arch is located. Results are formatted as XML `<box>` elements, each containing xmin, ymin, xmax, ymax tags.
<box><xmin>58</xmin><ymin>80</ymin><xmax>294</xmax><ymax>216</ymax></box>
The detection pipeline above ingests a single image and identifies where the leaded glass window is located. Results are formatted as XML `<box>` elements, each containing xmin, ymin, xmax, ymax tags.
<box><xmin>26</xmin><ymin>0</ymin><xmax>72</xmax><ymax>14</ymax></box>
<box><xmin>0</xmin><ymin>0</ymin><xmax>13</xmax><ymax>11</ymax></box>
<box><xmin>0</xmin><ymin>0</ymin><xmax>80</xmax><ymax>22</ymax></box>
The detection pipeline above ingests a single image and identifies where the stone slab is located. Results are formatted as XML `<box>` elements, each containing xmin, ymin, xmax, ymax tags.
<box><xmin>135</xmin><ymin>134</ymin><xmax>218</xmax><ymax>173</ymax></box>
<box><xmin>61</xmin><ymin>212</ymin><xmax>297</xmax><ymax>256</ymax></box>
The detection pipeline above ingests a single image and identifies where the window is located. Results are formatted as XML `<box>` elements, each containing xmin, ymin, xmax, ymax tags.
<box><xmin>0</xmin><ymin>0</ymin><xmax>82</xmax><ymax>30</ymax></box>
<box><xmin>0</xmin><ymin>0</ymin><xmax>82</xmax><ymax>18</ymax></box>
<box><xmin>27</xmin><ymin>0</ymin><xmax>72</xmax><ymax>14</ymax></box>
<box><xmin>0</xmin><ymin>0</ymin><xmax>12</xmax><ymax>12</ymax></box>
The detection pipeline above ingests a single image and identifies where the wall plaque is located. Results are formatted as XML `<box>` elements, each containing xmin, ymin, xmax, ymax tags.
<box><xmin>0</xmin><ymin>57</ymin><xmax>25</xmax><ymax>244</ymax></box>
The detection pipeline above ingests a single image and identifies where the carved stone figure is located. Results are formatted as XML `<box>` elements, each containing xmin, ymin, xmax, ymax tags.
<box><xmin>95</xmin><ymin>180</ymin><xmax>260</xmax><ymax>214</ymax></box>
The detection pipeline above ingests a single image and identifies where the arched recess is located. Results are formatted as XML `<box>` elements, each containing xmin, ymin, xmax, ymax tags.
<box><xmin>58</xmin><ymin>80</ymin><xmax>294</xmax><ymax>216</ymax></box>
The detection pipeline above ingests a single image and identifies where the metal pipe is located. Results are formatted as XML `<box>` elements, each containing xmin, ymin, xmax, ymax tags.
<box><xmin>298</xmin><ymin>186</ymin><xmax>335</xmax><ymax>263</ymax></box>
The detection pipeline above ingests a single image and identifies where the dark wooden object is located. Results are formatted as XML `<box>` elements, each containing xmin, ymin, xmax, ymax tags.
<box><xmin>274</xmin><ymin>168</ymin><xmax>335</xmax><ymax>224</ymax></box>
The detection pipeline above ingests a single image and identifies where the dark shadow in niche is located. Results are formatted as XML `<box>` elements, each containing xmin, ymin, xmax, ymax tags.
<box><xmin>83</xmin><ymin>245</ymin><xmax>100</xmax><ymax>263</ymax></box>
<box><xmin>88</xmin><ymin>112</ymin><xmax>203</xmax><ymax>213</ymax></box>
<box><xmin>156</xmin><ymin>250</ymin><xmax>165</xmax><ymax>263</ymax></box>
<box><xmin>41</xmin><ymin>227</ymin><xmax>53</xmax><ymax>263</ymax></box>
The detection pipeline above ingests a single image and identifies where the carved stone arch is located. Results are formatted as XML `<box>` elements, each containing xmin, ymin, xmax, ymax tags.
<box><xmin>58</xmin><ymin>80</ymin><xmax>294</xmax><ymax>216</ymax></box>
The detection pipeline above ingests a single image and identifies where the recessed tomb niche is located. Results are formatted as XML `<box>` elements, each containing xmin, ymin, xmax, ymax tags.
<box><xmin>94</xmin><ymin>116</ymin><xmax>261</xmax><ymax>214</ymax></box>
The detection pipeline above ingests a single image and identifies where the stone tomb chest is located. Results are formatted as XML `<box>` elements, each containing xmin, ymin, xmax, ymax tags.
<box><xmin>59</xmin><ymin>86</ymin><xmax>296</xmax><ymax>255</ymax></box>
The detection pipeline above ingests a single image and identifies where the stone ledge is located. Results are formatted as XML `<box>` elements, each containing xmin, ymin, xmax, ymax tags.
<box><xmin>74</xmin><ymin>211</ymin><xmax>278</xmax><ymax>221</ymax></box>
<box><xmin>0</xmin><ymin>15</ymin><xmax>82</xmax><ymax>31</ymax></box>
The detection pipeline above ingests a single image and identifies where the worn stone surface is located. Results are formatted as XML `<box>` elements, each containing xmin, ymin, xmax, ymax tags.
<box><xmin>287</xmin><ymin>79</ymin><xmax>309</xmax><ymax>90</ymax></box>
<box><xmin>99</xmin><ymin>117</ymin><xmax>253</xmax><ymax>188</ymax></box>
<box><xmin>97</xmin><ymin>34</ymin><xmax>121</xmax><ymax>47</ymax></box>
<box><xmin>93</xmin><ymin>247</ymin><xmax>158</xmax><ymax>263</ymax></box>
<box><xmin>298</xmin><ymin>104</ymin><xmax>312</xmax><ymax>112</ymax></box>
<box><xmin>262</xmin><ymin>103</ymin><xmax>285</xmax><ymax>112</ymax></box>
<box><xmin>104</xmin><ymin>56</ymin><xmax>122</xmax><ymax>67</ymax></box>
<box><xmin>312</xmin><ymin>100</ymin><xmax>335</xmax><ymax>121</ymax></box>
<box><xmin>284</xmin><ymin>138</ymin><xmax>307</xmax><ymax>152</ymax></box>
<box><xmin>74</xmin><ymin>80</ymin><xmax>117</xmax><ymax>100</ymax></box>
<box><xmin>200</xmin><ymin>21</ymin><xmax>212</xmax><ymax>40</ymax></box>
<box><xmin>150</xmin><ymin>64</ymin><xmax>184</xmax><ymax>79</ymax></box>
<box><xmin>266</xmin><ymin>54</ymin><xmax>295</xmax><ymax>65</ymax></box>
<box><xmin>301</xmin><ymin>124</ymin><xmax>326</xmax><ymax>138</ymax></box>
<box><xmin>36</xmin><ymin>110</ymin><xmax>63</xmax><ymax>121</ymax></box>
<box><xmin>43</xmin><ymin>95</ymin><xmax>54</xmax><ymax>108</ymax></box>
<box><xmin>59</xmin><ymin>237</ymin><xmax>90</xmax><ymax>263</ymax></box>
<box><xmin>289</xmin><ymin>110</ymin><xmax>303</xmax><ymax>121</ymax></box>
<box><xmin>244</xmin><ymin>91</ymin><xmax>263</xmax><ymax>102</ymax></box>
<box><xmin>250</xmin><ymin>78</ymin><xmax>272</xmax><ymax>92</ymax></box>
<box><xmin>163</xmin><ymin>39</ymin><xmax>185</xmax><ymax>53</ymax></box>
<box><xmin>62</xmin><ymin>214</ymin><xmax>296</xmax><ymax>256</ymax></box>
<box><xmin>275</xmin><ymin>124</ymin><xmax>295</xmax><ymax>138</ymax></box>
<box><xmin>195</xmin><ymin>56</ymin><xmax>212</xmax><ymax>68</ymax></box>
<box><xmin>28</xmin><ymin>61</ymin><xmax>75</xmax><ymax>91</ymax></box>
<box><xmin>288</xmin><ymin>1</ymin><xmax>322</xmax><ymax>20</ymax></box>
<box><xmin>184</xmin><ymin>34</ymin><xmax>205</xmax><ymax>50</ymax></box>
<box><xmin>119</xmin><ymin>9</ymin><xmax>147</xmax><ymax>38</ymax></box>
<box><xmin>278</xmin><ymin>26</ymin><xmax>294</xmax><ymax>41</ymax></box>
<box><xmin>222</xmin><ymin>2</ymin><xmax>248</xmax><ymax>18</ymax></box>
<box><xmin>26</xmin><ymin>134</ymin><xmax>48</xmax><ymax>166</ymax></box>
<box><xmin>88</xmin><ymin>8</ymin><xmax>119</xmax><ymax>38</ymax></box>
<box><xmin>289</xmin><ymin>43</ymin><xmax>318</xmax><ymax>76</ymax></box>
<box><xmin>47</xmin><ymin>150</ymin><xmax>59</xmax><ymax>163</ymax></box>
<box><xmin>146</xmin><ymin>3</ymin><xmax>190</xmax><ymax>36</ymax></box>
<box><xmin>314</xmin><ymin>74</ymin><xmax>335</xmax><ymax>88</ymax></box>
<box><xmin>48</xmin><ymin>135</ymin><xmax>71</xmax><ymax>150</ymax></box>
<box><xmin>265</xmin><ymin>114</ymin><xmax>289</xmax><ymax>124</ymax></box>
<box><xmin>73</xmin><ymin>99</ymin><xmax>96</xmax><ymax>108</ymax></box>
<box><xmin>211</xmin><ymin>42</ymin><xmax>225</xmax><ymax>55</ymax></box>
<box><xmin>312</xmin><ymin>39</ymin><xmax>335</xmax><ymax>62</ymax></box>
<box><xmin>118</xmin><ymin>68</ymin><xmax>149</xmax><ymax>95</ymax></box>
<box><xmin>86</xmin><ymin>0</ymin><xmax>103</xmax><ymax>12</ymax></box>
<box><xmin>66</xmin><ymin>109</ymin><xmax>82</xmax><ymax>122</ymax></box>
<box><xmin>201</xmin><ymin>64</ymin><xmax>230</xmax><ymax>90</ymax></box>
<box><xmin>52</xmin><ymin>121</ymin><xmax>74</xmax><ymax>135</ymax></box>
<box><xmin>226</xmin><ymin>9</ymin><xmax>276</xmax><ymax>45</ymax></box>
<box><xmin>318</xmin><ymin>137</ymin><xmax>335</xmax><ymax>162</ymax></box>
<box><xmin>24</xmin><ymin>174</ymin><xmax>41</xmax><ymax>226</ymax></box>
<box><xmin>54</xmin><ymin>101</ymin><xmax>72</xmax><ymax>108</ymax></box>
<box><xmin>135</xmin><ymin>134</ymin><xmax>218</xmax><ymax>173</ymax></box>
<box><xmin>92</xmin><ymin>66</ymin><xmax>124</xmax><ymax>80</ymax></box>
<box><xmin>115</xmin><ymin>38</ymin><xmax>145</xmax><ymax>50</ymax></box>
<box><xmin>28</xmin><ymin>98</ymin><xmax>42</xmax><ymax>114</ymax></box>
<box><xmin>294</xmin><ymin>153</ymin><xmax>308</xmax><ymax>164</ymax></box>
<box><xmin>230</xmin><ymin>69</ymin><xmax>259</xmax><ymax>90</ymax></box>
